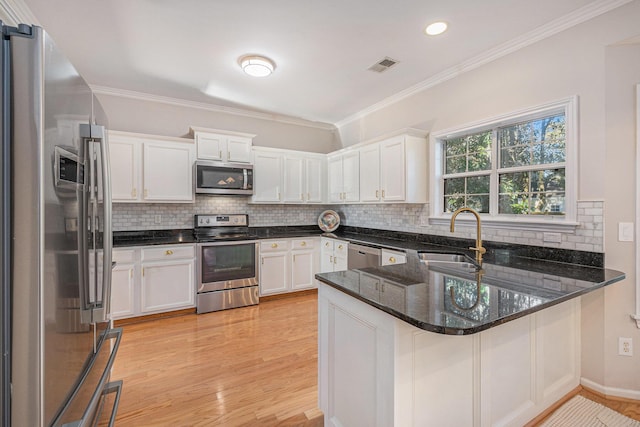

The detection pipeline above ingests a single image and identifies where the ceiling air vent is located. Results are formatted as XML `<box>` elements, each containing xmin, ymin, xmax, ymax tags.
<box><xmin>367</xmin><ymin>57</ymin><xmax>399</xmax><ymax>73</ymax></box>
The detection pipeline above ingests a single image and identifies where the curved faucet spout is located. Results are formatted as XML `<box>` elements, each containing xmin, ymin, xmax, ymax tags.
<box><xmin>450</xmin><ymin>207</ymin><xmax>486</xmax><ymax>265</ymax></box>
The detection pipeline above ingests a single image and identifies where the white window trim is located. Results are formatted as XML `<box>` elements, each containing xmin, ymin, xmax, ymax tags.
<box><xmin>429</xmin><ymin>96</ymin><xmax>579</xmax><ymax>232</ymax></box>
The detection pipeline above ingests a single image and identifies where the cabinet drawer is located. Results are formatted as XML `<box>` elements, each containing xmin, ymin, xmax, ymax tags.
<box><xmin>113</xmin><ymin>249</ymin><xmax>136</xmax><ymax>264</ymax></box>
<box><xmin>381</xmin><ymin>248</ymin><xmax>407</xmax><ymax>266</ymax></box>
<box><xmin>321</xmin><ymin>238</ymin><xmax>334</xmax><ymax>252</ymax></box>
<box><xmin>291</xmin><ymin>238</ymin><xmax>316</xmax><ymax>250</ymax></box>
<box><xmin>142</xmin><ymin>245</ymin><xmax>195</xmax><ymax>261</ymax></box>
<box><xmin>260</xmin><ymin>240</ymin><xmax>290</xmax><ymax>252</ymax></box>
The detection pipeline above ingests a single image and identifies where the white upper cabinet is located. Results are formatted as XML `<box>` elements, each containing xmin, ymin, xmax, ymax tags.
<box><xmin>359</xmin><ymin>143</ymin><xmax>381</xmax><ymax>202</ymax></box>
<box><xmin>252</xmin><ymin>149</ymin><xmax>283</xmax><ymax>203</ymax></box>
<box><xmin>356</xmin><ymin>132</ymin><xmax>427</xmax><ymax>203</ymax></box>
<box><xmin>109</xmin><ymin>131</ymin><xmax>195</xmax><ymax>203</ymax></box>
<box><xmin>252</xmin><ymin>147</ymin><xmax>325</xmax><ymax>204</ymax></box>
<box><xmin>190</xmin><ymin>126</ymin><xmax>255</xmax><ymax>163</ymax></box>
<box><xmin>305</xmin><ymin>157</ymin><xmax>324</xmax><ymax>203</ymax></box>
<box><xmin>283</xmin><ymin>155</ymin><xmax>305</xmax><ymax>203</ymax></box>
<box><xmin>327</xmin><ymin>150</ymin><xmax>359</xmax><ymax>202</ymax></box>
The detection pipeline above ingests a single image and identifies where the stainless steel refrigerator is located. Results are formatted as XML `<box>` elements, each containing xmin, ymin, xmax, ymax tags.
<box><xmin>0</xmin><ymin>24</ymin><xmax>122</xmax><ymax>426</ymax></box>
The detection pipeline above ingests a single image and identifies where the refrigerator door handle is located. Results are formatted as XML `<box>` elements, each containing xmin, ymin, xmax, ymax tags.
<box><xmin>59</xmin><ymin>328</ymin><xmax>122</xmax><ymax>427</ymax></box>
<box><xmin>80</xmin><ymin>124</ymin><xmax>112</xmax><ymax>323</ymax></box>
<box><xmin>96</xmin><ymin>126</ymin><xmax>112</xmax><ymax>323</ymax></box>
<box><xmin>101</xmin><ymin>380</ymin><xmax>123</xmax><ymax>427</ymax></box>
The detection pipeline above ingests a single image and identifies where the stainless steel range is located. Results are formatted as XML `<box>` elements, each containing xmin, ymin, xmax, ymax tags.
<box><xmin>194</xmin><ymin>214</ymin><xmax>259</xmax><ymax>313</ymax></box>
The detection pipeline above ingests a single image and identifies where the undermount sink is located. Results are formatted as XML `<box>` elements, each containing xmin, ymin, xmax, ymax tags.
<box><xmin>418</xmin><ymin>252</ymin><xmax>479</xmax><ymax>270</ymax></box>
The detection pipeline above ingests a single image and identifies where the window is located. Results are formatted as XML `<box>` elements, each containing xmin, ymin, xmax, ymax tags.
<box><xmin>433</xmin><ymin>98</ymin><xmax>576</xmax><ymax>228</ymax></box>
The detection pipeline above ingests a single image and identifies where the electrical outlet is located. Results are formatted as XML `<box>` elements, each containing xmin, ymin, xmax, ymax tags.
<box><xmin>154</xmin><ymin>215</ymin><xmax>162</xmax><ymax>224</ymax></box>
<box><xmin>618</xmin><ymin>337</ymin><xmax>633</xmax><ymax>356</ymax></box>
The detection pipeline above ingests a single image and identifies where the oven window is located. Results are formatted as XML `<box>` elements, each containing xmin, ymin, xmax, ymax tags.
<box><xmin>197</xmin><ymin>166</ymin><xmax>246</xmax><ymax>190</ymax></box>
<box><xmin>201</xmin><ymin>244</ymin><xmax>256</xmax><ymax>283</ymax></box>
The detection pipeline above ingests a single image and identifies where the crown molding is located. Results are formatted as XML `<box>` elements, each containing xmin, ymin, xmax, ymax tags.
<box><xmin>0</xmin><ymin>0</ymin><xmax>38</xmax><ymax>26</ymax></box>
<box><xmin>335</xmin><ymin>0</ymin><xmax>634</xmax><ymax>129</ymax></box>
<box><xmin>91</xmin><ymin>85</ymin><xmax>336</xmax><ymax>131</ymax></box>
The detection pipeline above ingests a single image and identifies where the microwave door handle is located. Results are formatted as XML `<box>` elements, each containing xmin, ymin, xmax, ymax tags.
<box><xmin>243</xmin><ymin>169</ymin><xmax>248</xmax><ymax>190</ymax></box>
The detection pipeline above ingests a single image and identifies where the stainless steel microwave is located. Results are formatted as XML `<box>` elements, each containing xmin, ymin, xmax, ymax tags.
<box><xmin>194</xmin><ymin>161</ymin><xmax>254</xmax><ymax>195</ymax></box>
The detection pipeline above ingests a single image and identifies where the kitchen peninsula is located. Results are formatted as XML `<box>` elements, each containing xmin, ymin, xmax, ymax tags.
<box><xmin>316</xmin><ymin>252</ymin><xmax>625</xmax><ymax>427</ymax></box>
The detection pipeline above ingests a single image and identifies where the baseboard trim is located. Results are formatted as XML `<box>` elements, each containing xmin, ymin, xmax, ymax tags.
<box><xmin>523</xmin><ymin>385</ymin><xmax>582</xmax><ymax>427</ymax></box>
<box><xmin>113</xmin><ymin>307</ymin><xmax>196</xmax><ymax>327</ymax></box>
<box><xmin>260</xmin><ymin>288</ymin><xmax>318</xmax><ymax>302</ymax></box>
<box><xmin>581</xmin><ymin>377</ymin><xmax>640</xmax><ymax>401</ymax></box>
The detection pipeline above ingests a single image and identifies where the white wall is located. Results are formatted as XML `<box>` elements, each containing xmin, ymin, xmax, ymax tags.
<box><xmin>603</xmin><ymin>42</ymin><xmax>640</xmax><ymax>395</ymax></box>
<box><xmin>95</xmin><ymin>93</ymin><xmax>340</xmax><ymax>153</ymax></box>
<box><xmin>337</xmin><ymin>2</ymin><xmax>640</xmax><ymax>395</ymax></box>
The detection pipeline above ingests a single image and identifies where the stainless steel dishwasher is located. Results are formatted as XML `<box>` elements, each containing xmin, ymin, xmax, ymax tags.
<box><xmin>348</xmin><ymin>243</ymin><xmax>381</xmax><ymax>269</ymax></box>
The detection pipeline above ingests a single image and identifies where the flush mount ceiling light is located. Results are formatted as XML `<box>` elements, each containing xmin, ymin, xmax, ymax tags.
<box><xmin>239</xmin><ymin>55</ymin><xmax>276</xmax><ymax>77</ymax></box>
<box><xmin>425</xmin><ymin>21</ymin><xmax>448</xmax><ymax>36</ymax></box>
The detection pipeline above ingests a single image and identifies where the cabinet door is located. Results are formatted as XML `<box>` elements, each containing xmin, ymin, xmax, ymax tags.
<box><xmin>226</xmin><ymin>136</ymin><xmax>253</xmax><ymax>163</ymax></box>
<box><xmin>110</xmin><ymin>262</ymin><xmax>136</xmax><ymax>319</ymax></box>
<box><xmin>109</xmin><ymin>138</ymin><xmax>141</xmax><ymax>201</ymax></box>
<box><xmin>334</xmin><ymin>255</ymin><xmax>348</xmax><ymax>272</ymax></box>
<box><xmin>291</xmin><ymin>250</ymin><xmax>316</xmax><ymax>290</ymax></box>
<box><xmin>320</xmin><ymin>239</ymin><xmax>335</xmax><ymax>273</ymax></box>
<box><xmin>143</xmin><ymin>141</ymin><xmax>194</xmax><ymax>202</ymax></box>
<box><xmin>252</xmin><ymin>151</ymin><xmax>283</xmax><ymax>202</ymax></box>
<box><xmin>196</xmin><ymin>133</ymin><xmax>224</xmax><ymax>161</ymax></box>
<box><xmin>342</xmin><ymin>151</ymin><xmax>360</xmax><ymax>202</ymax></box>
<box><xmin>259</xmin><ymin>252</ymin><xmax>289</xmax><ymax>295</ymax></box>
<box><xmin>140</xmin><ymin>259</ymin><xmax>195</xmax><ymax>313</ymax></box>
<box><xmin>359</xmin><ymin>144</ymin><xmax>381</xmax><ymax>202</ymax></box>
<box><xmin>305</xmin><ymin>157</ymin><xmax>324</xmax><ymax>203</ymax></box>
<box><xmin>380</xmin><ymin>137</ymin><xmax>406</xmax><ymax>202</ymax></box>
<box><xmin>380</xmin><ymin>281</ymin><xmax>406</xmax><ymax>312</ymax></box>
<box><xmin>283</xmin><ymin>156</ymin><xmax>305</xmax><ymax>203</ymax></box>
<box><xmin>327</xmin><ymin>155</ymin><xmax>343</xmax><ymax>203</ymax></box>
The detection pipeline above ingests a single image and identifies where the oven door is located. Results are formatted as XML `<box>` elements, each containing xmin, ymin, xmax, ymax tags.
<box><xmin>197</xmin><ymin>241</ymin><xmax>258</xmax><ymax>292</ymax></box>
<box><xmin>195</xmin><ymin>161</ymin><xmax>253</xmax><ymax>195</ymax></box>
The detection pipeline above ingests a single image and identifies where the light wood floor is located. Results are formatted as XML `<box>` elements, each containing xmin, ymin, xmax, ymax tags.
<box><xmin>111</xmin><ymin>291</ymin><xmax>640</xmax><ymax>426</ymax></box>
<box><xmin>111</xmin><ymin>293</ymin><xmax>322</xmax><ymax>426</ymax></box>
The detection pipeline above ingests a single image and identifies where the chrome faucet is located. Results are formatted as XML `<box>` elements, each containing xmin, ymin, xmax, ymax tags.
<box><xmin>450</xmin><ymin>207</ymin><xmax>486</xmax><ymax>265</ymax></box>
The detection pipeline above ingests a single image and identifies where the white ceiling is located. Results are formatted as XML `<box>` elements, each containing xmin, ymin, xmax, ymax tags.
<box><xmin>17</xmin><ymin>0</ymin><xmax>628</xmax><ymax>126</ymax></box>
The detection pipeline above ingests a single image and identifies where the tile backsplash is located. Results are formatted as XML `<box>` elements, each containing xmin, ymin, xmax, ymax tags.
<box><xmin>113</xmin><ymin>197</ymin><xmax>604</xmax><ymax>252</ymax></box>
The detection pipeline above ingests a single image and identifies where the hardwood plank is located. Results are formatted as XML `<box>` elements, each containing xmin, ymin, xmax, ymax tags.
<box><xmin>111</xmin><ymin>293</ymin><xmax>322</xmax><ymax>426</ymax></box>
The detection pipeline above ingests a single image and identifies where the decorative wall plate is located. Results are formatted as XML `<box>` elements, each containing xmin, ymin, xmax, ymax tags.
<box><xmin>318</xmin><ymin>210</ymin><xmax>340</xmax><ymax>232</ymax></box>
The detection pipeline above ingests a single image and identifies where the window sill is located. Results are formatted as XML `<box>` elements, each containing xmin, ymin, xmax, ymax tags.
<box><xmin>428</xmin><ymin>216</ymin><xmax>579</xmax><ymax>233</ymax></box>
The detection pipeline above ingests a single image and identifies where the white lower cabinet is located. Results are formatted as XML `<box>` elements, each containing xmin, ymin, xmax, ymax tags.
<box><xmin>319</xmin><ymin>284</ymin><xmax>581</xmax><ymax>427</ymax></box>
<box><xmin>111</xmin><ymin>244</ymin><xmax>195</xmax><ymax>320</ymax></box>
<box><xmin>259</xmin><ymin>240</ymin><xmax>290</xmax><ymax>295</ymax></box>
<box><xmin>110</xmin><ymin>250</ymin><xmax>136</xmax><ymax>319</ymax></box>
<box><xmin>259</xmin><ymin>237</ymin><xmax>319</xmax><ymax>296</ymax></box>
<box><xmin>320</xmin><ymin>237</ymin><xmax>348</xmax><ymax>272</ymax></box>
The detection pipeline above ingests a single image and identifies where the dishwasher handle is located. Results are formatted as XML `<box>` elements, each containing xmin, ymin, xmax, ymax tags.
<box><xmin>349</xmin><ymin>244</ymin><xmax>381</xmax><ymax>256</ymax></box>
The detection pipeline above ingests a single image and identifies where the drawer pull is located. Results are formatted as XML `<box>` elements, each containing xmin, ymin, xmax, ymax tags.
<box><xmin>301</xmin><ymin>241</ymin><xmax>307</xmax><ymax>247</ymax></box>
<box><xmin>271</xmin><ymin>243</ymin><xmax>278</xmax><ymax>248</ymax></box>
<box><xmin>389</xmin><ymin>256</ymin><xmax>396</xmax><ymax>263</ymax></box>
<box><xmin>165</xmin><ymin>250</ymin><xmax>174</xmax><ymax>255</ymax></box>
<box><xmin>338</xmin><ymin>245</ymin><xmax>343</xmax><ymax>250</ymax></box>
<box><xmin>325</xmin><ymin>242</ymin><xmax>329</xmax><ymax>247</ymax></box>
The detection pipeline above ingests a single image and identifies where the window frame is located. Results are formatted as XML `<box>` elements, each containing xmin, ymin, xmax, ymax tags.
<box><xmin>430</xmin><ymin>96</ymin><xmax>578</xmax><ymax>232</ymax></box>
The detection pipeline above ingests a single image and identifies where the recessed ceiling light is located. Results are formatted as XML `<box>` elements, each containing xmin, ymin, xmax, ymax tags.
<box><xmin>239</xmin><ymin>55</ymin><xmax>275</xmax><ymax>77</ymax></box>
<box><xmin>425</xmin><ymin>21</ymin><xmax>448</xmax><ymax>36</ymax></box>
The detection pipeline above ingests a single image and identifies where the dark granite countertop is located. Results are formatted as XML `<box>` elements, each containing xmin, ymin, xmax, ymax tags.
<box><xmin>113</xmin><ymin>229</ymin><xmax>197</xmax><ymax>247</ymax></box>
<box><xmin>315</xmin><ymin>253</ymin><xmax>625</xmax><ymax>336</ymax></box>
